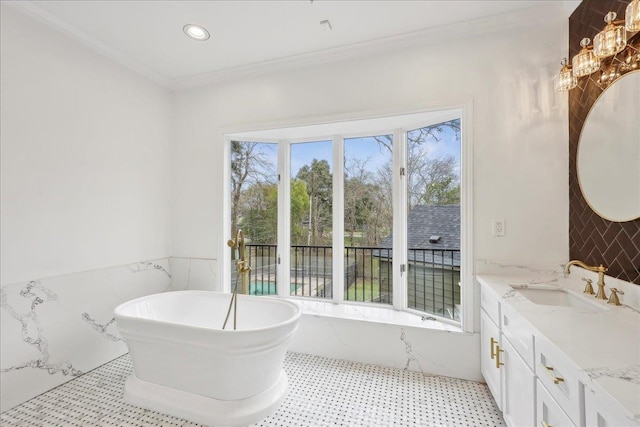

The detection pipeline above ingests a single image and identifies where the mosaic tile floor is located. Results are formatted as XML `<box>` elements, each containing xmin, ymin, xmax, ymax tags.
<box><xmin>1</xmin><ymin>353</ymin><xmax>505</xmax><ymax>426</ymax></box>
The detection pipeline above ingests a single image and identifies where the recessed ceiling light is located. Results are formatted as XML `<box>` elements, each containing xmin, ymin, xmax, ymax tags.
<box><xmin>183</xmin><ymin>24</ymin><xmax>210</xmax><ymax>41</ymax></box>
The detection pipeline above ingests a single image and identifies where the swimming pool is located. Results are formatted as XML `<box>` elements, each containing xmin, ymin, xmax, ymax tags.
<box><xmin>249</xmin><ymin>282</ymin><xmax>298</xmax><ymax>295</ymax></box>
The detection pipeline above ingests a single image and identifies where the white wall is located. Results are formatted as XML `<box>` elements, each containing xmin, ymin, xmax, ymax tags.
<box><xmin>171</xmin><ymin>8</ymin><xmax>570</xmax><ymax>271</ymax></box>
<box><xmin>0</xmin><ymin>4</ymin><xmax>173</xmax><ymax>285</ymax></box>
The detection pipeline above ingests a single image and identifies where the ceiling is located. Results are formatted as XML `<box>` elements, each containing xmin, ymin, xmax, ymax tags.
<box><xmin>9</xmin><ymin>0</ymin><xmax>580</xmax><ymax>88</ymax></box>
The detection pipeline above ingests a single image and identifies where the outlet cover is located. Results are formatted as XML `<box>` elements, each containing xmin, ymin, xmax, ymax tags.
<box><xmin>493</xmin><ymin>219</ymin><xmax>506</xmax><ymax>237</ymax></box>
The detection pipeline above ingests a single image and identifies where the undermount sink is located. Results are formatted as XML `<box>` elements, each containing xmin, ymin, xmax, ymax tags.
<box><xmin>510</xmin><ymin>286</ymin><xmax>606</xmax><ymax>311</ymax></box>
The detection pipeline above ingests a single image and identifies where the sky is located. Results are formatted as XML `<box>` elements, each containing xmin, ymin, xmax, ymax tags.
<box><xmin>240</xmin><ymin>119</ymin><xmax>461</xmax><ymax>181</ymax></box>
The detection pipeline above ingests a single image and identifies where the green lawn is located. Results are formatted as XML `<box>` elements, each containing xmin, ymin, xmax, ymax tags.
<box><xmin>345</xmin><ymin>279</ymin><xmax>381</xmax><ymax>302</ymax></box>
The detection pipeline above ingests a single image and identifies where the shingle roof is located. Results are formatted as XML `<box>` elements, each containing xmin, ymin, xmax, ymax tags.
<box><xmin>379</xmin><ymin>205</ymin><xmax>460</xmax><ymax>250</ymax></box>
<box><xmin>374</xmin><ymin>205</ymin><xmax>460</xmax><ymax>267</ymax></box>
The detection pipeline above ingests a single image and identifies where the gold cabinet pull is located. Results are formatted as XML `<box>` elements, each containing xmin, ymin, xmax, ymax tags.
<box><xmin>541</xmin><ymin>421</ymin><xmax>552</xmax><ymax>427</ymax></box>
<box><xmin>490</xmin><ymin>337</ymin><xmax>498</xmax><ymax>360</ymax></box>
<box><xmin>495</xmin><ymin>346</ymin><xmax>504</xmax><ymax>369</ymax></box>
<box><xmin>545</xmin><ymin>365</ymin><xmax>565</xmax><ymax>384</ymax></box>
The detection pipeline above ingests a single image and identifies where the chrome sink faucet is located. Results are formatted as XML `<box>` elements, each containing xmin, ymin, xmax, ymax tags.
<box><xmin>564</xmin><ymin>260</ymin><xmax>608</xmax><ymax>300</ymax></box>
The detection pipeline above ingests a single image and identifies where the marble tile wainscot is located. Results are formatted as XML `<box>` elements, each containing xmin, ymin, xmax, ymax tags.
<box><xmin>478</xmin><ymin>272</ymin><xmax>640</xmax><ymax>426</ymax></box>
<box><xmin>0</xmin><ymin>259</ymin><xmax>171</xmax><ymax>412</ymax></box>
<box><xmin>168</xmin><ymin>257</ymin><xmax>218</xmax><ymax>292</ymax></box>
<box><xmin>289</xmin><ymin>300</ymin><xmax>481</xmax><ymax>382</ymax></box>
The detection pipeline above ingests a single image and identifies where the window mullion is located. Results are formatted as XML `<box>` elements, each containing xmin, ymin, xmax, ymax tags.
<box><xmin>222</xmin><ymin>137</ymin><xmax>232</xmax><ymax>294</ymax></box>
<box><xmin>277</xmin><ymin>140</ymin><xmax>291</xmax><ymax>299</ymax></box>
<box><xmin>392</xmin><ymin>130</ymin><xmax>407</xmax><ymax>311</ymax></box>
<box><xmin>460</xmin><ymin>105</ymin><xmax>473</xmax><ymax>332</ymax></box>
<box><xmin>332</xmin><ymin>136</ymin><xmax>344</xmax><ymax>303</ymax></box>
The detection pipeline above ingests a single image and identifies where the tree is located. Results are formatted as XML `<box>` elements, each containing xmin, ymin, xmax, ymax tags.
<box><xmin>238</xmin><ymin>179</ymin><xmax>310</xmax><ymax>246</ymax></box>
<box><xmin>290</xmin><ymin>179</ymin><xmax>310</xmax><ymax>244</ymax></box>
<box><xmin>373</xmin><ymin>119</ymin><xmax>460</xmax><ymax>209</ymax></box>
<box><xmin>230</xmin><ymin>141</ymin><xmax>275</xmax><ymax>236</ymax></box>
<box><xmin>296</xmin><ymin>159</ymin><xmax>332</xmax><ymax>245</ymax></box>
<box><xmin>344</xmin><ymin>158</ymin><xmax>391</xmax><ymax>246</ymax></box>
<box><xmin>241</xmin><ymin>183</ymin><xmax>277</xmax><ymax>244</ymax></box>
<box><xmin>420</xmin><ymin>156</ymin><xmax>460</xmax><ymax>205</ymax></box>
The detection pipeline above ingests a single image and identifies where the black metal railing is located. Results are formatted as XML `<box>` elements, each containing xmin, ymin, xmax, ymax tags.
<box><xmin>407</xmin><ymin>248</ymin><xmax>460</xmax><ymax>320</ymax></box>
<box><xmin>241</xmin><ymin>244</ymin><xmax>460</xmax><ymax>319</ymax></box>
<box><xmin>290</xmin><ymin>245</ymin><xmax>333</xmax><ymax>299</ymax></box>
<box><xmin>345</xmin><ymin>246</ymin><xmax>392</xmax><ymax>304</ymax></box>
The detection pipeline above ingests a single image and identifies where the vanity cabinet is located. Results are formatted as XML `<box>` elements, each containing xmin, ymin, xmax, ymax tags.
<box><xmin>480</xmin><ymin>286</ymin><xmax>535</xmax><ymax>426</ymax></box>
<box><xmin>479</xmin><ymin>277</ymin><xmax>640</xmax><ymax>427</ymax></box>
<box><xmin>479</xmin><ymin>276</ymin><xmax>639</xmax><ymax>427</ymax></box>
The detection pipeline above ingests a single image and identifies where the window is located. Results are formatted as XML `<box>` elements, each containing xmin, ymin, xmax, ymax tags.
<box><xmin>229</xmin><ymin>141</ymin><xmax>278</xmax><ymax>295</ymax></box>
<box><xmin>405</xmin><ymin>123</ymin><xmax>461</xmax><ymax>320</ymax></box>
<box><xmin>290</xmin><ymin>140</ymin><xmax>333</xmax><ymax>299</ymax></box>
<box><xmin>227</xmin><ymin>110</ymin><xmax>466</xmax><ymax>324</ymax></box>
<box><xmin>343</xmin><ymin>134</ymin><xmax>393</xmax><ymax>304</ymax></box>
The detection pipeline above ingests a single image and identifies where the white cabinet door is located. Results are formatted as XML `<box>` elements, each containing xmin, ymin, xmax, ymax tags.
<box><xmin>501</xmin><ymin>337</ymin><xmax>536</xmax><ymax>427</ymax></box>
<box><xmin>537</xmin><ymin>379</ymin><xmax>575</xmax><ymax>427</ymax></box>
<box><xmin>585</xmin><ymin>387</ymin><xmax>638</xmax><ymax>427</ymax></box>
<box><xmin>481</xmin><ymin>309</ymin><xmax>502</xmax><ymax>410</ymax></box>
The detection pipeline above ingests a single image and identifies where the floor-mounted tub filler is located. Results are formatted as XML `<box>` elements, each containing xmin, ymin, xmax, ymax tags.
<box><xmin>114</xmin><ymin>290</ymin><xmax>301</xmax><ymax>426</ymax></box>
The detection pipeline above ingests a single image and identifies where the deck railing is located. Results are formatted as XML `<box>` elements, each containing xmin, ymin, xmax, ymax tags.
<box><xmin>240</xmin><ymin>244</ymin><xmax>460</xmax><ymax>320</ymax></box>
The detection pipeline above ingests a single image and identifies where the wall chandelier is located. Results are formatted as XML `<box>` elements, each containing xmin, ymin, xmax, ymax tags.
<box><xmin>554</xmin><ymin>0</ymin><xmax>640</xmax><ymax>92</ymax></box>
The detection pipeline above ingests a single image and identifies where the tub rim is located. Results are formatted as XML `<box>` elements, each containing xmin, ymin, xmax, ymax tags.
<box><xmin>114</xmin><ymin>290</ymin><xmax>302</xmax><ymax>334</ymax></box>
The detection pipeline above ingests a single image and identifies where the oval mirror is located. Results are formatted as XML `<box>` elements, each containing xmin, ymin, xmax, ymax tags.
<box><xmin>577</xmin><ymin>70</ymin><xmax>640</xmax><ymax>222</ymax></box>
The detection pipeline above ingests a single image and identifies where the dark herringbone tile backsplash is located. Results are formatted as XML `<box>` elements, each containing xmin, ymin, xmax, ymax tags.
<box><xmin>568</xmin><ymin>0</ymin><xmax>640</xmax><ymax>284</ymax></box>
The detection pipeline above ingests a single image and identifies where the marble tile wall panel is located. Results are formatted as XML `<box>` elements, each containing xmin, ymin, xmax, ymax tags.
<box><xmin>168</xmin><ymin>257</ymin><xmax>218</xmax><ymax>292</ymax></box>
<box><xmin>475</xmin><ymin>260</ymin><xmax>565</xmax><ymax>276</ymax></box>
<box><xmin>0</xmin><ymin>259</ymin><xmax>171</xmax><ymax>412</ymax></box>
<box><xmin>289</xmin><ymin>312</ymin><xmax>481</xmax><ymax>382</ymax></box>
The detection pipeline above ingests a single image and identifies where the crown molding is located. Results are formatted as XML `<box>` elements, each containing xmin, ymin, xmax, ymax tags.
<box><xmin>4</xmin><ymin>0</ymin><xmax>172</xmax><ymax>88</ymax></box>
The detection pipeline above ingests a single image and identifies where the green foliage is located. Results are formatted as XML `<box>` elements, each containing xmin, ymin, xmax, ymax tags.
<box><xmin>230</xmin><ymin>141</ymin><xmax>276</xmax><ymax>237</ymax></box>
<box><xmin>422</xmin><ymin>177</ymin><xmax>460</xmax><ymax>206</ymax></box>
<box><xmin>239</xmin><ymin>179</ymin><xmax>311</xmax><ymax>245</ymax></box>
<box><xmin>296</xmin><ymin>159</ymin><xmax>333</xmax><ymax>245</ymax></box>
<box><xmin>290</xmin><ymin>179</ymin><xmax>310</xmax><ymax>244</ymax></box>
<box><xmin>241</xmin><ymin>183</ymin><xmax>277</xmax><ymax>244</ymax></box>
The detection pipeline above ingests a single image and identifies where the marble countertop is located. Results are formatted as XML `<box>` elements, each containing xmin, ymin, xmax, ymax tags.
<box><xmin>477</xmin><ymin>273</ymin><xmax>640</xmax><ymax>423</ymax></box>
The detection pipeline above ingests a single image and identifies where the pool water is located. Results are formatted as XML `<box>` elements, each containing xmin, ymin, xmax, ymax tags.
<box><xmin>249</xmin><ymin>282</ymin><xmax>298</xmax><ymax>295</ymax></box>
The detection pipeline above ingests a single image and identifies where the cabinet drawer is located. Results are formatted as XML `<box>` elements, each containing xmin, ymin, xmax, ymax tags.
<box><xmin>536</xmin><ymin>338</ymin><xmax>581</xmax><ymax>426</ymax></box>
<box><xmin>480</xmin><ymin>282</ymin><xmax>501</xmax><ymax>326</ymax></box>
<box><xmin>585</xmin><ymin>387</ymin><xmax>638</xmax><ymax>427</ymax></box>
<box><xmin>501</xmin><ymin>302</ymin><xmax>535</xmax><ymax>369</ymax></box>
<box><xmin>537</xmin><ymin>379</ymin><xmax>575</xmax><ymax>427</ymax></box>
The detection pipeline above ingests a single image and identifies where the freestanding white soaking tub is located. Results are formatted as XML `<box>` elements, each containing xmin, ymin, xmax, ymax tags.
<box><xmin>114</xmin><ymin>290</ymin><xmax>301</xmax><ymax>426</ymax></box>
